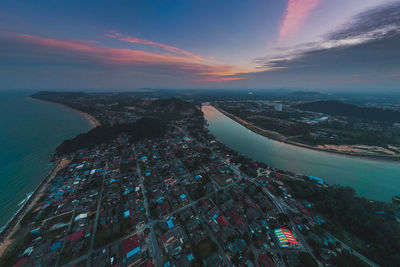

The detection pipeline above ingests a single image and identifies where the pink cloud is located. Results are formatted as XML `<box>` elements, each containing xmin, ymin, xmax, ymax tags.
<box><xmin>15</xmin><ymin>33</ymin><xmax>252</xmax><ymax>82</ymax></box>
<box><xmin>106</xmin><ymin>31</ymin><xmax>206</xmax><ymax>62</ymax></box>
<box><xmin>279</xmin><ymin>0</ymin><xmax>321</xmax><ymax>41</ymax></box>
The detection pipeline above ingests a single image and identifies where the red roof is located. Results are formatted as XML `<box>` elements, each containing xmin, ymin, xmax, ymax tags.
<box><xmin>67</xmin><ymin>230</ymin><xmax>84</xmax><ymax>242</ymax></box>
<box><xmin>258</xmin><ymin>254</ymin><xmax>276</xmax><ymax>267</ymax></box>
<box><xmin>13</xmin><ymin>258</ymin><xmax>28</xmax><ymax>267</ymax></box>
<box><xmin>165</xmin><ymin>179</ymin><xmax>176</xmax><ymax>185</ymax></box>
<box><xmin>161</xmin><ymin>201</ymin><xmax>171</xmax><ymax>213</ymax></box>
<box><xmin>227</xmin><ymin>208</ymin><xmax>243</xmax><ymax>225</ymax></box>
<box><xmin>122</xmin><ymin>234</ymin><xmax>139</xmax><ymax>255</ymax></box>
<box><xmin>216</xmin><ymin>216</ymin><xmax>228</xmax><ymax>227</ymax></box>
<box><xmin>300</xmin><ymin>208</ymin><xmax>311</xmax><ymax>217</ymax></box>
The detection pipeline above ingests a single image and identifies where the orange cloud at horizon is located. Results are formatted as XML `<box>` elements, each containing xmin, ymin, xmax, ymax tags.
<box><xmin>15</xmin><ymin>33</ymin><xmax>257</xmax><ymax>82</ymax></box>
<box><xmin>279</xmin><ymin>0</ymin><xmax>321</xmax><ymax>41</ymax></box>
<box><xmin>193</xmin><ymin>76</ymin><xmax>247</xmax><ymax>82</ymax></box>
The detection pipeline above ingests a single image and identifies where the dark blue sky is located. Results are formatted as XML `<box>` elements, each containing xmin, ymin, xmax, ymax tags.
<box><xmin>0</xmin><ymin>0</ymin><xmax>399</xmax><ymax>91</ymax></box>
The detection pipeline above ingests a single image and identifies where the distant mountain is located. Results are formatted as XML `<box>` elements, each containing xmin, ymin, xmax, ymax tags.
<box><xmin>290</xmin><ymin>91</ymin><xmax>330</xmax><ymax>100</ymax></box>
<box><xmin>296</xmin><ymin>100</ymin><xmax>400</xmax><ymax>123</ymax></box>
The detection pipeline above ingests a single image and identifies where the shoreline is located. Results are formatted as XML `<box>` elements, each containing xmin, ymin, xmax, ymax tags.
<box><xmin>212</xmin><ymin>105</ymin><xmax>400</xmax><ymax>162</ymax></box>
<box><xmin>30</xmin><ymin>97</ymin><xmax>101</xmax><ymax>127</ymax></box>
<box><xmin>0</xmin><ymin>158</ymin><xmax>70</xmax><ymax>256</ymax></box>
<box><xmin>0</xmin><ymin>97</ymin><xmax>100</xmax><ymax>256</ymax></box>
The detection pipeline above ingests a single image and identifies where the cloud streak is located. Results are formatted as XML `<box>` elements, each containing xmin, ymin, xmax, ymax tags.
<box><xmin>263</xmin><ymin>1</ymin><xmax>400</xmax><ymax>70</ymax></box>
<box><xmin>1</xmin><ymin>33</ymin><xmax>255</xmax><ymax>86</ymax></box>
<box><xmin>279</xmin><ymin>0</ymin><xmax>321</xmax><ymax>41</ymax></box>
<box><xmin>106</xmin><ymin>31</ymin><xmax>207</xmax><ymax>62</ymax></box>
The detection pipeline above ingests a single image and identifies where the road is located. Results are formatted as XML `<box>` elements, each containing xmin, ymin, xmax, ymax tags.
<box><xmin>135</xmin><ymin>149</ymin><xmax>163</xmax><ymax>267</ymax></box>
<box><xmin>324</xmin><ymin>231</ymin><xmax>379</xmax><ymax>267</ymax></box>
<box><xmin>86</xmin><ymin>174</ymin><xmax>105</xmax><ymax>267</ymax></box>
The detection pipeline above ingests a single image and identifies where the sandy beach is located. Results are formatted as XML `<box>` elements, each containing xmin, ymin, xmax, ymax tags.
<box><xmin>213</xmin><ymin>105</ymin><xmax>400</xmax><ymax>162</ymax></box>
<box><xmin>0</xmin><ymin>158</ymin><xmax>70</xmax><ymax>256</ymax></box>
<box><xmin>30</xmin><ymin>97</ymin><xmax>101</xmax><ymax>127</ymax></box>
<box><xmin>0</xmin><ymin>98</ymin><xmax>98</xmax><ymax>257</ymax></box>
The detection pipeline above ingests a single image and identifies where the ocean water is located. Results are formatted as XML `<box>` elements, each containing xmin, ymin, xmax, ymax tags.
<box><xmin>0</xmin><ymin>91</ymin><xmax>92</xmax><ymax>228</ymax></box>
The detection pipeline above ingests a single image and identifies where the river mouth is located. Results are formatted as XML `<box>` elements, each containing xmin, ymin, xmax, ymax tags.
<box><xmin>202</xmin><ymin>104</ymin><xmax>400</xmax><ymax>203</ymax></box>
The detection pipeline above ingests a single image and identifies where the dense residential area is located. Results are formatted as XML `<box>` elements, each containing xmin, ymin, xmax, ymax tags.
<box><xmin>0</xmin><ymin>92</ymin><xmax>399</xmax><ymax>267</ymax></box>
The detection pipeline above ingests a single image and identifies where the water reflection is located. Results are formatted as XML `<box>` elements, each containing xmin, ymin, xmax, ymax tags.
<box><xmin>202</xmin><ymin>104</ymin><xmax>400</xmax><ymax>202</ymax></box>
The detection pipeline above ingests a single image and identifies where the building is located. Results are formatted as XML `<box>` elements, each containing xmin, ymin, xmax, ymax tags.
<box><xmin>274</xmin><ymin>228</ymin><xmax>298</xmax><ymax>248</ymax></box>
<box><xmin>274</xmin><ymin>103</ymin><xmax>283</xmax><ymax>112</ymax></box>
<box><xmin>308</xmin><ymin>176</ymin><xmax>324</xmax><ymax>185</ymax></box>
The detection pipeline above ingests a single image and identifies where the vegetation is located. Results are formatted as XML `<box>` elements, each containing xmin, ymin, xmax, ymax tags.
<box><xmin>297</xmin><ymin>100</ymin><xmax>400</xmax><ymax>124</ymax></box>
<box><xmin>56</xmin><ymin>117</ymin><xmax>167</xmax><ymax>155</ymax></box>
<box><xmin>286</xmin><ymin>180</ymin><xmax>400</xmax><ymax>266</ymax></box>
<box><xmin>219</xmin><ymin>101</ymin><xmax>400</xmax><ymax>148</ymax></box>
<box><xmin>192</xmin><ymin>238</ymin><xmax>218</xmax><ymax>260</ymax></box>
<box><xmin>298</xmin><ymin>252</ymin><xmax>318</xmax><ymax>267</ymax></box>
<box><xmin>331</xmin><ymin>251</ymin><xmax>370</xmax><ymax>267</ymax></box>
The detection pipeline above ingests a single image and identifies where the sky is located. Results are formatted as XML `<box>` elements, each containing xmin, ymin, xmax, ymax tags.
<box><xmin>0</xmin><ymin>0</ymin><xmax>399</xmax><ymax>91</ymax></box>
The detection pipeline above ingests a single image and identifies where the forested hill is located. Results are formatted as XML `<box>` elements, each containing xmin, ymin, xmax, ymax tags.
<box><xmin>150</xmin><ymin>97</ymin><xmax>200</xmax><ymax>116</ymax></box>
<box><xmin>297</xmin><ymin>100</ymin><xmax>400</xmax><ymax>124</ymax></box>
<box><xmin>56</xmin><ymin>117</ymin><xmax>167</xmax><ymax>155</ymax></box>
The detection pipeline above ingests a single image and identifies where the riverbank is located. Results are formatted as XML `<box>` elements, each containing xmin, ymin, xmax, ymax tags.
<box><xmin>0</xmin><ymin>158</ymin><xmax>70</xmax><ymax>256</ymax></box>
<box><xmin>213</xmin><ymin>105</ymin><xmax>400</xmax><ymax>162</ymax></box>
<box><xmin>31</xmin><ymin>97</ymin><xmax>101</xmax><ymax>127</ymax></box>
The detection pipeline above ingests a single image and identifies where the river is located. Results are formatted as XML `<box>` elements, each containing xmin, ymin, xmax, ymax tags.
<box><xmin>202</xmin><ymin>104</ymin><xmax>400</xmax><ymax>202</ymax></box>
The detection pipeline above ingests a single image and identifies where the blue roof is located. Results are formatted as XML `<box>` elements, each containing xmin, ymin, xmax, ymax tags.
<box><xmin>124</xmin><ymin>210</ymin><xmax>130</xmax><ymax>218</ymax></box>
<box><xmin>50</xmin><ymin>242</ymin><xmax>62</xmax><ymax>251</ymax></box>
<box><xmin>309</xmin><ymin>176</ymin><xmax>324</xmax><ymax>184</ymax></box>
<box><xmin>31</xmin><ymin>228</ymin><xmax>40</xmax><ymax>235</ymax></box>
<box><xmin>166</xmin><ymin>218</ymin><xmax>174</xmax><ymax>229</ymax></box>
<box><xmin>126</xmin><ymin>246</ymin><xmax>140</xmax><ymax>258</ymax></box>
<box><xmin>124</xmin><ymin>188</ymin><xmax>133</xmax><ymax>195</ymax></box>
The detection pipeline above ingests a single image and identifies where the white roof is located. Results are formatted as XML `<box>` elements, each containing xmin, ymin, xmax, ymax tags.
<box><xmin>74</xmin><ymin>213</ymin><xmax>88</xmax><ymax>221</ymax></box>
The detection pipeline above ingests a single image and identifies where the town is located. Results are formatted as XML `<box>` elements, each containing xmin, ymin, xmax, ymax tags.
<box><xmin>213</xmin><ymin>99</ymin><xmax>400</xmax><ymax>159</ymax></box>
<box><xmin>1</xmin><ymin>92</ymin><xmax>397</xmax><ymax>267</ymax></box>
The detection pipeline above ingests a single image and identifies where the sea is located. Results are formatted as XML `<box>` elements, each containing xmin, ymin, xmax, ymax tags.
<box><xmin>0</xmin><ymin>91</ymin><xmax>92</xmax><ymax>230</ymax></box>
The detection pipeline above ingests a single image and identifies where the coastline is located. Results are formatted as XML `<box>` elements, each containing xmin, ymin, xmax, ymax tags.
<box><xmin>30</xmin><ymin>97</ymin><xmax>101</xmax><ymax>127</ymax></box>
<box><xmin>0</xmin><ymin>97</ymin><xmax>101</xmax><ymax>256</ymax></box>
<box><xmin>212</xmin><ymin>105</ymin><xmax>400</xmax><ymax>162</ymax></box>
<box><xmin>0</xmin><ymin>158</ymin><xmax>70</xmax><ymax>256</ymax></box>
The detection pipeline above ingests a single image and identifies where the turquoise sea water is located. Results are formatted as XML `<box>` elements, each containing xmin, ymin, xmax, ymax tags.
<box><xmin>0</xmin><ymin>91</ymin><xmax>92</xmax><ymax>228</ymax></box>
<box><xmin>203</xmin><ymin>104</ymin><xmax>400</xmax><ymax>202</ymax></box>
